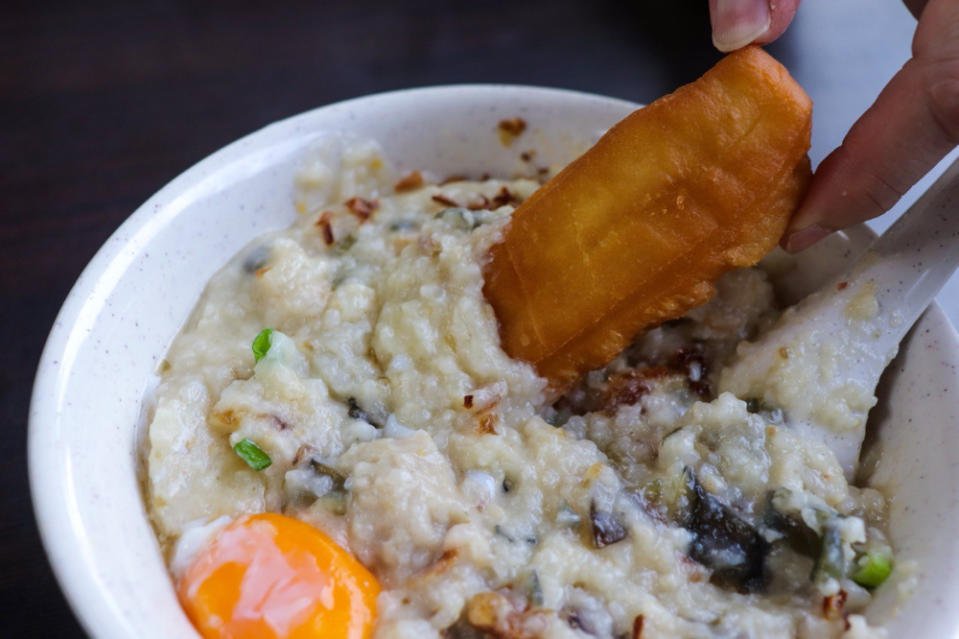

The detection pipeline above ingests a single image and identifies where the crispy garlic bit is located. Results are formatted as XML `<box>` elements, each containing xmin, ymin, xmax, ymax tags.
<box><xmin>483</xmin><ymin>46</ymin><xmax>812</xmax><ymax>392</ymax></box>
<box><xmin>178</xmin><ymin>513</ymin><xmax>379</xmax><ymax>639</ymax></box>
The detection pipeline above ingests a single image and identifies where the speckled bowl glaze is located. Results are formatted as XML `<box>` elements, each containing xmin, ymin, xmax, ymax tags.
<box><xmin>29</xmin><ymin>86</ymin><xmax>959</xmax><ymax>638</ymax></box>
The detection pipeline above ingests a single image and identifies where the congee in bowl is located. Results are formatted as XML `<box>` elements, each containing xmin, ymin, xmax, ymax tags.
<box><xmin>146</xmin><ymin>132</ymin><xmax>894</xmax><ymax>637</ymax></box>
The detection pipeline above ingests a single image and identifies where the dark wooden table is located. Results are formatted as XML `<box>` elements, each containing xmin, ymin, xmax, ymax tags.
<box><xmin>1</xmin><ymin>0</ymin><xmax>916</xmax><ymax>635</ymax></box>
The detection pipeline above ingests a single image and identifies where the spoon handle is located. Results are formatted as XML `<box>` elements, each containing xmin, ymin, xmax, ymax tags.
<box><xmin>864</xmin><ymin>155</ymin><xmax>959</xmax><ymax>344</ymax></box>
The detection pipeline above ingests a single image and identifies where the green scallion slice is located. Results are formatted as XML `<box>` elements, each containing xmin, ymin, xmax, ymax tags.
<box><xmin>252</xmin><ymin>328</ymin><xmax>274</xmax><ymax>362</ymax></box>
<box><xmin>233</xmin><ymin>438</ymin><xmax>272</xmax><ymax>471</ymax></box>
<box><xmin>851</xmin><ymin>550</ymin><xmax>893</xmax><ymax>588</ymax></box>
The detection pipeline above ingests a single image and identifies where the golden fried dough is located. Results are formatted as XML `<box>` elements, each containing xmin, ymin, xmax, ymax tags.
<box><xmin>483</xmin><ymin>46</ymin><xmax>813</xmax><ymax>391</ymax></box>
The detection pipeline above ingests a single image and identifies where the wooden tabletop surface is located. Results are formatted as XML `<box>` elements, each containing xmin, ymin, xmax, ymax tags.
<box><xmin>1</xmin><ymin>0</ymin><xmax>918</xmax><ymax>634</ymax></box>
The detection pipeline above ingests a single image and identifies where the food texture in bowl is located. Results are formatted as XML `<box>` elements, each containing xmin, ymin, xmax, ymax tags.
<box><xmin>145</xmin><ymin>135</ymin><xmax>895</xmax><ymax>638</ymax></box>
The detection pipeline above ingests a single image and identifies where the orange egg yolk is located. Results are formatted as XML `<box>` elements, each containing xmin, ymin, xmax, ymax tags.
<box><xmin>178</xmin><ymin>513</ymin><xmax>379</xmax><ymax>639</ymax></box>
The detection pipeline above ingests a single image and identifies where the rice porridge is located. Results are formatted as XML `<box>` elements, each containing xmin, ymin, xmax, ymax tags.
<box><xmin>145</xmin><ymin>137</ymin><xmax>893</xmax><ymax>638</ymax></box>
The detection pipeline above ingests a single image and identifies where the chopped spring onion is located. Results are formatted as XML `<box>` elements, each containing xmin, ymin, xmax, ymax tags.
<box><xmin>252</xmin><ymin>328</ymin><xmax>274</xmax><ymax>362</ymax></box>
<box><xmin>234</xmin><ymin>438</ymin><xmax>272</xmax><ymax>470</ymax></box>
<box><xmin>852</xmin><ymin>550</ymin><xmax>893</xmax><ymax>588</ymax></box>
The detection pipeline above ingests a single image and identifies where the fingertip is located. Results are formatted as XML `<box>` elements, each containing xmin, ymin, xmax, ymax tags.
<box><xmin>782</xmin><ymin>144</ymin><xmax>892</xmax><ymax>250</ymax></box>
<box><xmin>781</xmin><ymin>224</ymin><xmax>831</xmax><ymax>253</ymax></box>
<box><xmin>710</xmin><ymin>0</ymin><xmax>801</xmax><ymax>51</ymax></box>
<box><xmin>710</xmin><ymin>0</ymin><xmax>772</xmax><ymax>52</ymax></box>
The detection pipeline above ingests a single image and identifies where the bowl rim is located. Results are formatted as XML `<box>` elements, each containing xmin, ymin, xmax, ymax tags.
<box><xmin>28</xmin><ymin>82</ymin><xmax>959</xmax><ymax>637</ymax></box>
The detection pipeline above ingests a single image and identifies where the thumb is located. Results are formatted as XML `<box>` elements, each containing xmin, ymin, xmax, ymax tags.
<box><xmin>709</xmin><ymin>0</ymin><xmax>802</xmax><ymax>52</ymax></box>
<box><xmin>783</xmin><ymin>0</ymin><xmax>959</xmax><ymax>252</ymax></box>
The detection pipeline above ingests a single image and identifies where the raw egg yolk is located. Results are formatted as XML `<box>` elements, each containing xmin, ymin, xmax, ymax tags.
<box><xmin>178</xmin><ymin>513</ymin><xmax>379</xmax><ymax>639</ymax></box>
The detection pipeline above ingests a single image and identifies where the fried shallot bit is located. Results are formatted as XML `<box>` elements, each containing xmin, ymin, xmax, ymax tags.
<box><xmin>476</xmin><ymin>412</ymin><xmax>498</xmax><ymax>435</ymax></box>
<box><xmin>394</xmin><ymin>170</ymin><xmax>424</xmax><ymax>192</ymax></box>
<box><xmin>420</xmin><ymin>549</ymin><xmax>458</xmax><ymax>578</ymax></box>
<box><xmin>497</xmin><ymin>117</ymin><xmax>527</xmax><ymax>147</ymax></box>
<box><xmin>344</xmin><ymin>196</ymin><xmax>379</xmax><ymax>222</ymax></box>
<box><xmin>431</xmin><ymin>193</ymin><xmax>460</xmax><ymax>208</ymax></box>
<box><xmin>308</xmin><ymin>459</ymin><xmax>347</xmax><ymax>489</ymax></box>
<box><xmin>489</xmin><ymin>186</ymin><xmax>520</xmax><ymax>208</ymax></box>
<box><xmin>632</xmin><ymin>615</ymin><xmax>645</xmax><ymax>639</ymax></box>
<box><xmin>465</xmin><ymin>592</ymin><xmax>549</xmax><ymax>639</ymax></box>
<box><xmin>482</xmin><ymin>46</ymin><xmax>812</xmax><ymax>393</ymax></box>
<box><xmin>822</xmin><ymin>590</ymin><xmax>847</xmax><ymax>621</ymax></box>
<box><xmin>441</xmin><ymin>174</ymin><xmax>467</xmax><ymax>185</ymax></box>
<box><xmin>292</xmin><ymin>444</ymin><xmax>313</xmax><ymax>467</ymax></box>
<box><xmin>464</xmin><ymin>382</ymin><xmax>507</xmax><ymax>412</ymax></box>
<box><xmin>678</xmin><ymin>554</ymin><xmax>708</xmax><ymax>582</ymax></box>
<box><xmin>603</xmin><ymin>366</ymin><xmax>670</xmax><ymax>414</ymax></box>
<box><xmin>315</xmin><ymin>211</ymin><xmax>335</xmax><ymax>245</ymax></box>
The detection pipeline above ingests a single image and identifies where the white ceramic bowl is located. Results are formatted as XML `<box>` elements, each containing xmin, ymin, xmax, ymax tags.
<box><xmin>29</xmin><ymin>85</ymin><xmax>959</xmax><ymax>638</ymax></box>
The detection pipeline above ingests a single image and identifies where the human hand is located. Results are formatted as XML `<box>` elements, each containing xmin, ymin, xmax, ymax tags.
<box><xmin>708</xmin><ymin>0</ymin><xmax>959</xmax><ymax>252</ymax></box>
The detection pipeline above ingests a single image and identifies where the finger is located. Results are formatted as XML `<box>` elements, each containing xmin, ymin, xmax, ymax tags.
<box><xmin>709</xmin><ymin>0</ymin><xmax>802</xmax><ymax>52</ymax></box>
<box><xmin>782</xmin><ymin>0</ymin><xmax>959</xmax><ymax>252</ymax></box>
<box><xmin>753</xmin><ymin>0</ymin><xmax>802</xmax><ymax>45</ymax></box>
<box><xmin>904</xmin><ymin>0</ymin><xmax>929</xmax><ymax>19</ymax></box>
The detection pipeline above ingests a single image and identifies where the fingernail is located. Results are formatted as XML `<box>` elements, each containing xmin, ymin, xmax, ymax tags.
<box><xmin>783</xmin><ymin>225</ymin><xmax>831</xmax><ymax>253</ymax></box>
<box><xmin>711</xmin><ymin>0</ymin><xmax>772</xmax><ymax>52</ymax></box>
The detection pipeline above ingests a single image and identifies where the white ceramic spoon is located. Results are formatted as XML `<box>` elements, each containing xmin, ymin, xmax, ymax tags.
<box><xmin>719</xmin><ymin>157</ymin><xmax>959</xmax><ymax>480</ymax></box>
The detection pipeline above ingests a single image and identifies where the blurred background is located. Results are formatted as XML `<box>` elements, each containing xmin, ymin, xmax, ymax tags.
<box><xmin>2</xmin><ymin>0</ymin><xmax>943</xmax><ymax>634</ymax></box>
